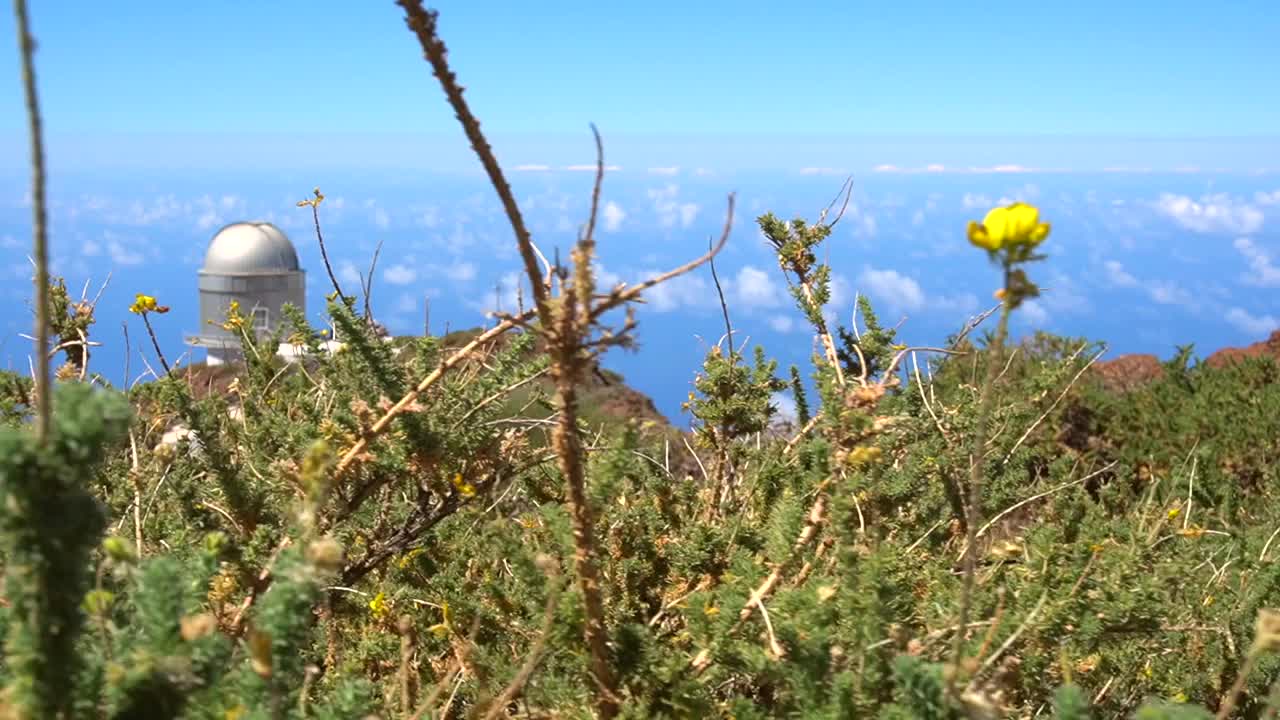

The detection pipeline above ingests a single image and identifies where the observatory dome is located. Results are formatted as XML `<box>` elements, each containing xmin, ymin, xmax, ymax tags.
<box><xmin>202</xmin><ymin>222</ymin><xmax>300</xmax><ymax>274</ymax></box>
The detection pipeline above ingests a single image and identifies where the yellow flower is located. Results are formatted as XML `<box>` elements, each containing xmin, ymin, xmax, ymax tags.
<box><xmin>221</xmin><ymin>300</ymin><xmax>246</xmax><ymax>331</ymax></box>
<box><xmin>128</xmin><ymin>293</ymin><xmax>170</xmax><ymax>315</ymax></box>
<box><xmin>428</xmin><ymin>601</ymin><xmax>452</xmax><ymax>638</ymax></box>
<box><xmin>397</xmin><ymin>547</ymin><xmax>425</xmax><ymax>570</ymax></box>
<box><xmin>967</xmin><ymin>202</ymin><xmax>1051</xmax><ymax>251</ymax></box>
<box><xmin>369</xmin><ymin>591</ymin><xmax>389</xmax><ymax>620</ymax></box>
<box><xmin>1167</xmin><ymin>507</ymin><xmax>1181</xmax><ymax>520</ymax></box>
<box><xmin>450</xmin><ymin>472</ymin><xmax>476</xmax><ymax>498</ymax></box>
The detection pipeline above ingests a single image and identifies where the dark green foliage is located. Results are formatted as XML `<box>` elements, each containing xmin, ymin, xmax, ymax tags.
<box><xmin>0</xmin><ymin>382</ymin><xmax>130</xmax><ymax>718</ymax></box>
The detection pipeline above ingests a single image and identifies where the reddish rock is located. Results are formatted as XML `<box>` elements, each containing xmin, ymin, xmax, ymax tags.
<box><xmin>1090</xmin><ymin>353</ymin><xmax>1165</xmax><ymax>393</ymax></box>
<box><xmin>1089</xmin><ymin>330</ymin><xmax>1280</xmax><ymax>393</ymax></box>
<box><xmin>1205</xmin><ymin>330</ymin><xmax>1280</xmax><ymax>369</ymax></box>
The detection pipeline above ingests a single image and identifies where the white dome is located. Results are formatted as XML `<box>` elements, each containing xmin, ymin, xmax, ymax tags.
<box><xmin>202</xmin><ymin>222</ymin><xmax>300</xmax><ymax>274</ymax></box>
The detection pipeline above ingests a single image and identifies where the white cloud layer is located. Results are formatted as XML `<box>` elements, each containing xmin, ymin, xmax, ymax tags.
<box><xmin>383</xmin><ymin>264</ymin><xmax>417</xmax><ymax>285</ymax></box>
<box><xmin>602</xmin><ymin>201</ymin><xmax>626</xmax><ymax>232</ymax></box>
<box><xmin>1225</xmin><ymin>307</ymin><xmax>1279</xmax><ymax>337</ymax></box>
<box><xmin>1154</xmin><ymin>193</ymin><xmax>1264</xmax><ymax>234</ymax></box>
<box><xmin>1234</xmin><ymin>237</ymin><xmax>1280</xmax><ymax>287</ymax></box>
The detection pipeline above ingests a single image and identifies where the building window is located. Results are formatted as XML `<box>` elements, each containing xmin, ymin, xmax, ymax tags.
<box><xmin>252</xmin><ymin>307</ymin><xmax>269</xmax><ymax>332</ymax></box>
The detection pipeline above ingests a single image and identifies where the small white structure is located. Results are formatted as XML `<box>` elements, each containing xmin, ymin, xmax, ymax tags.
<box><xmin>185</xmin><ymin>221</ymin><xmax>307</xmax><ymax>366</ymax></box>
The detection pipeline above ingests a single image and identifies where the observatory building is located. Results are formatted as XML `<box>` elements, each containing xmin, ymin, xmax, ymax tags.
<box><xmin>184</xmin><ymin>221</ymin><xmax>307</xmax><ymax>366</ymax></box>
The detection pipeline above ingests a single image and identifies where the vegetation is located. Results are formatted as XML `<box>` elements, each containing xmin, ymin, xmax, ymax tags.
<box><xmin>4</xmin><ymin>1</ymin><xmax>1279</xmax><ymax>717</ymax></box>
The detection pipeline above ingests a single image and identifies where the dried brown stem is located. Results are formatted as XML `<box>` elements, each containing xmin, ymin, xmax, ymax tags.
<box><xmin>398</xmin><ymin>0</ymin><xmax>550</xmax><ymax>323</ymax></box>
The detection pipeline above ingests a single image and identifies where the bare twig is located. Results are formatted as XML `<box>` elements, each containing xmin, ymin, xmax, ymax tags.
<box><xmin>363</xmin><ymin>237</ymin><xmax>384</xmax><ymax>327</ymax></box>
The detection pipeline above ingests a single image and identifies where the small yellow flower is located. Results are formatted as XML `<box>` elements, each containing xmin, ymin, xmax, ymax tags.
<box><xmin>428</xmin><ymin>601</ymin><xmax>452</xmax><ymax>638</ymax></box>
<box><xmin>846</xmin><ymin>446</ymin><xmax>883</xmax><ymax>468</ymax></box>
<box><xmin>82</xmin><ymin>589</ymin><xmax>115</xmax><ymax>616</ymax></box>
<box><xmin>369</xmin><ymin>591</ymin><xmax>389</xmax><ymax>620</ymax></box>
<box><xmin>450</xmin><ymin>473</ymin><xmax>476</xmax><ymax>498</ymax></box>
<box><xmin>221</xmin><ymin>300</ymin><xmax>246</xmax><ymax>331</ymax></box>
<box><xmin>1167</xmin><ymin>507</ymin><xmax>1181</xmax><ymax>520</ymax></box>
<box><xmin>128</xmin><ymin>293</ymin><xmax>170</xmax><ymax>315</ymax></box>
<box><xmin>967</xmin><ymin>202</ymin><xmax>1051</xmax><ymax>251</ymax></box>
<box><xmin>397</xmin><ymin>547</ymin><xmax>425</xmax><ymax>570</ymax></box>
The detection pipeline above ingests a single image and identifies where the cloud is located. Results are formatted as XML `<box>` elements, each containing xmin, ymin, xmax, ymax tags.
<box><xmin>564</xmin><ymin>164</ymin><xmax>622</xmax><ymax>172</ymax></box>
<box><xmin>926</xmin><ymin>164</ymin><xmax>946</xmax><ymax>173</ymax></box>
<box><xmin>648</xmin><ymin>185</ymin><xmax>700</xmax><ymax>229</ymax></box>
<box><xmin>196</xmin><ymin>210</ymin><xmax>224</xmax><ymax>230</ymax></box>
<box><xmin>1255</xmin><ymin>190</ymin><xmax>1280</xmax><ymax>205</ymax></box>
<box><xmin>768</xmin><ymin>315</ymin><xmax>795</xmax><ymax>333</ymax></box>
<box><xmin>445</xmin><ymin>261</ymin><xmax>476</xmax><ymax>282</ymax></box>
<box><xmin>734</xmin><ymin>265</ymin><xmax>783</xmax><ymax>308</ymax></box>
<box><xmin>770</xmin><ymin>391</ymin><xmax>798</xmax><ymax>424</ymax></box>
<box><xmin>98</xmin><ymin>232</ymin><xmax>145</xmax><ymax>266</ymax></box>
<box><xmin>395</xmin><ymin>293</ymin><xmax>418</xmax><ymax>314</ymax></box>
<box><xmin>873</xmin><ymin>164</ymin><xmax>900</xmax><ymax>173</ymax></box>
<box><xmin>798</xmin><ymin>167</ymin><xmax>846</xmax><ymax>176</ymax></box>
<box><xmin>647</xmin><ymin>166</ymin><xmax>680</xmax><ymax>176</ymax></box>
<box><xmin>373</xmin><ymin>208</ymin><xmax>390</xmax><ymax>230</ymax></box>
<box><xmin>82</xmin><ymin>239</ymin><xmax>102</xmax><ymax>257</ymax></box>
<box><xmin>338</xmin><ymin>260</ymin><xmax>362</xmax><ymax>288</ymax></box>
<box><xmin>472</xmin><ymin>271</ymin><xmax>526</xmax><ymax>316</ymax></box>
<box><xmin>416</xmin><ymin>205</ymin><xmax>440</xmax><ymax>228</ymax></box>
<box><xmin>1018</xmin><ymin>300</ymin><xmax>1049</xmax><ymax>325</ymax></box>
<box><xmin>1148</xmin><ymin>282</ymin><xmax>1193</xmax><ymax>307</ymax></box>
<box><xmin>962</xmin><ymin>193</ymin><xmax>992</xmax><ymax>209</ymax></box>
<box><xmin>645</xmin><ymin>273</ymin><xmax>709</xmax><ymax>311</ymax></box>
<box><xmin>1234</xmin><ymin>237</ymin><xmax>1280</xmax><ymax>287</ymax></box>
<box><xmin>1153</xmin><ymin>193</ymin><xmax>1264</xmax><ymax>234</ymax></box>
<box><xmin>1225</xmin><ymin>307</ymin><xmax>1279</xmax><ymax>336</ymax></box>
<box><xmin>857</xmin><ymin>267</ymin><xmax>925</xmax><ymax>312</ymax></box>
<box><xmin>971</xmin><ymin>164</ymin><xmax>1035</xmax><ymax>173</ymax></box>
<box><xmin>107</xmin><ymin>240</ymin><xmax>144</xmax><ymax>266</ymax></box>
<box><xmin>0</xmin><ymin>235</ymin><xmax>18</xmax><ymax>249</ymax></box>
<box><xmin>1103</xmin><ymin>260</ymin><xmax>1138</xmax><ymax>288</ymax></box>
<box><xmin>602</xmin><ymin>201</ymin><xmax>626</xmax><ymax>232</ymax></box>
<box><xmin>383</xmin><ymin>264</ymin><xmax>417</xmax><ymax>285</ymax></box>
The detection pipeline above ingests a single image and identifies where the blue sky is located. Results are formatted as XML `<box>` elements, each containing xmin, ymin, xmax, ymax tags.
<box><xmin>1</xmin><ymin>1</ymin><xmax>1279</xmax><ymax>422</ymax></box>
<box><xmin>2</xmin><ymin>0</ymin><xmax>1278</xmax><ymax>171</ymax></box>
